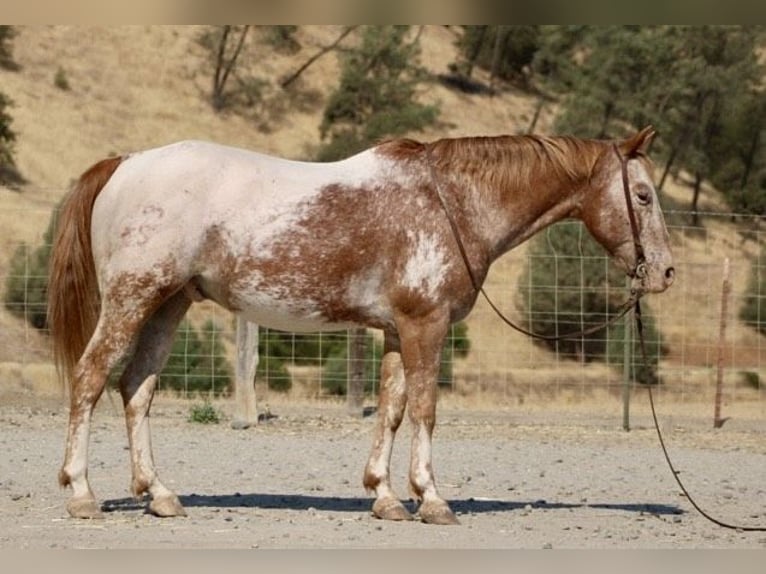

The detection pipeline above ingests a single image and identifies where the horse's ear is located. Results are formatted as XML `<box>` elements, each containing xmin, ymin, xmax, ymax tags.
<box><xmin>620</xmin><ymin>126</ymin><xmax>656</xmax><ymax>157</ymax></box>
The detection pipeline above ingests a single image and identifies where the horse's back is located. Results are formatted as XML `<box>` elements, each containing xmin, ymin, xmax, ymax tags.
<box><xmin>88</xmin><ymin>139</ymin><xmax>415</xmax><ymax>332</ymax></box>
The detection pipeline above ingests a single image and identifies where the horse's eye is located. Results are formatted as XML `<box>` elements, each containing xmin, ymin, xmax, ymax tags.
<box><xmin>635</xmin><ymin>185</ymin><xmax>652</xmax><ymax>206</ymax></box>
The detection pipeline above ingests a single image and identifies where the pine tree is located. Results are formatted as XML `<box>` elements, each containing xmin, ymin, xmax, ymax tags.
<box><xmin>317</xmin><ymin>25</ymin><xmax>439</xmax><ymax>161</ymax></box>
<box><xmin>0</xmin><ymin>27</ymin><xmax>21</xmax><ymax>185</ymax></box>
<box><xmin>453</xmin><ymin>26</ymin><xmax>541</xmax><ymax>87</ymax></box>
<box><xmin>0</xmin><ymin>89</ymin><xmax>20</xmax><ymax>185</ymax></box>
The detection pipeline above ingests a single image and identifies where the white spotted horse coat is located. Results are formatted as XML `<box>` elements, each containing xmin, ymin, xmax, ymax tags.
<box><xmin>48</xmin><ymin>127</ymin><xmax>674</xmax><ymax>524</ymax></box>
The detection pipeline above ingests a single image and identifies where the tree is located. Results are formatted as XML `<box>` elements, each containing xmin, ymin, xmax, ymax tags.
<box><xmin>0</xmin><ymin>26</ymin><xmax>19</xmax><ymax>71</ymax></box>
<box><xmin>655</xmin><ymin>27</ymin><xmax>763</xmax><ymax>222</ymax></box>
<box><xmin>0</xmin><ymin>26</ymin><xmax>20</xmax><ymax>185</ymax></box>
<box><xmin>197</xmin><ymin>25</ymin><xmax>252</xmax><ymax>111</ymax></box>
<box><xmin>0</xmin><ymin>91</ymin><xmax>20</xmax><ymax>186</ymax></box>
<box><xmin>317</xmin><ymin>25</ymin><xmax>439</xmax><ymax>161</ymax></box>
<box><xmin>454</xmin><ymin>26</ymin><xmax>541</xmax><ymax>87</ymax></box>
<box><xmin>539</xmin><ymin>26</ymin><xmax>675</xmax><ymax>140</ymax></box>
<box><xmin>532</xmin><ymin>26</ymin><xmax>766</xmax><ymax>219</ymax></box>
<box><xmin>263</xmin><ymin>25</ymin><xmax>300</xmax><ymax>54</ymax></box>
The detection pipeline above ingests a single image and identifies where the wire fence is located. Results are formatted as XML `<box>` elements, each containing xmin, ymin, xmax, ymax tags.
<box><xmin>1</xmin><ymin>208</ymin><xmax>764</xmax><ymax>409</ymax></box>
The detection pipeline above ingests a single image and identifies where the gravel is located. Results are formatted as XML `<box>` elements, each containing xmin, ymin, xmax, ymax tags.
<box><xmin>1</xmin><ymin>392</ymin><xmax>765</xmax><ymax>549</ymax></box>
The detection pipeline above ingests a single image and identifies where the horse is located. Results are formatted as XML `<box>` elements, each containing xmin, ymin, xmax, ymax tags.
<box><xmin>48</xmin><ymin>126</ymin><xmax>674</xmax><ymax>525</ymax></box>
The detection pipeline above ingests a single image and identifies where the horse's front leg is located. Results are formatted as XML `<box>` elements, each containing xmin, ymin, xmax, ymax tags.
<box><xmin>363</xmin><ymin>331</ymin><xmax>413</xmax><ymax>521</ymax></box>
<box><xmin>398</xmin><ymin>308</ymin><xmax>459</xmax><ymax>525</ymax></box>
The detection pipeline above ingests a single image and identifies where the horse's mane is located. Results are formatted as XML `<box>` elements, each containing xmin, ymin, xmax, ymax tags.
<box><xmin>377</xmin><ymin>134</ymin><xmax>608</xmax><ymax>188</ymax></box>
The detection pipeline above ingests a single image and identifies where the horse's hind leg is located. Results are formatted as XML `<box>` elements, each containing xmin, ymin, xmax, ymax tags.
<box><xmin>59</xmin><ymin>310</ymin><xmax>145</xmax><ymax>518</ymax></box>
<box><xmin>117</xmin><ymin>290</ymin><xmax>191</xmax><ymax>517</ymax></box>
<box><xmin>363</xmin><ymin>331</ymin><xmax>413</xmax><ymax>521</ymax></box>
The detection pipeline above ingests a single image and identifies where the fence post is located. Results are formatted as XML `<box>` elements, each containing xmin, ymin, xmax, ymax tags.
<box><xmin>622</xmin><ymin>281</ymin><xmax>633</xmax><ymax>432</ymax></box>
<box><xmin>232</xmin><ymin>316</ymin><xmax>259</xmax><ymax>429</ymax></box>
<box><xmin>347</xmin><ymin>328</ymin><xmax>366</xmax><ymax>416</ymax></box>
<box><xmin>714</xmin><ymin>257</ymin><xmax>731</xmax><ymax>429</ymax></box>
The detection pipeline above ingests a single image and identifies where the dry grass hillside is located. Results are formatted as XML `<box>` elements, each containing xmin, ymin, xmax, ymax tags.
<box><xmin>0</xmin><ymin>25</ymin><xmax>761</xmax><ymax>402</ymax></box>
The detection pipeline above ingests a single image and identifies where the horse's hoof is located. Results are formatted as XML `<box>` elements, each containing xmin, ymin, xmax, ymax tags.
<box><xmin>418</xmin><ymin>500</ymin><xmax>460</xmax><ymax>525</ymax></box>
<box><xmin>372</xmin><ymin>497</ymin><xmax>414</xmax><ymax>521</ymax></box>
<box><xmin>66</xmin><ymin>497</ymin><xmax>104</xmax><ymax>519</ymax></box>
<box><xmin>148</xmin><ymin>495</ymin><xmax>187</xmax><ymax>517</ymax></box>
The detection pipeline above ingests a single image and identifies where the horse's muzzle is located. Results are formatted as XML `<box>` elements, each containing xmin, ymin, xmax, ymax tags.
<box><xmin>631</xmin><ymin>264</ymin><xmax>675</xmax><ymax>295</ymax></box>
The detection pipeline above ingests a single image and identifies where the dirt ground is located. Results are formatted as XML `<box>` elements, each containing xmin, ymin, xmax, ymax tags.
<box><xmin>1</xmin><ymin>388</ymin><xmax>765</xmax><ymax>549</ymax></box>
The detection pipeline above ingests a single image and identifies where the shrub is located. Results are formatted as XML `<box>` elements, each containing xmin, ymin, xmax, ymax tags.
<box><xmin>188</xmin><ymin>401</ymin><xmax>221</xmax><ymax>424</ymax></box>
<box><xmin>320</xmin><ymin>323</ymin><xmax>470</xmax><ymax>396</ymax></box>
<box><xmin>159</xmin><ymin>319</ymin><xmax>232</xmax><ymax>396</ymax></box>
<box><xmin>518</xmin><ymin>221</ymin><xmax>666</xmax><ymax>383</ymax></box>
<box><xmin>54</xmin><ymin>67</ymin><xmax>70</xmax><ymax>91</ymax></box>
<box><xmin>4</xmin><ymin>206</ymin><xmax>56</xmax><ymax>328</ymax></box>
<box><xmin>740</xmin><ymin>244</ymin><xmax>765</xmax><ymax>335</ymax></box>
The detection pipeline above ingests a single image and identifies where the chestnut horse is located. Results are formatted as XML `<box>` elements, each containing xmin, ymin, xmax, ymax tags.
<box><xmin>48</xmin><ymin>127</ymin><xmax>674</xmax><ymax>524</ymax></box>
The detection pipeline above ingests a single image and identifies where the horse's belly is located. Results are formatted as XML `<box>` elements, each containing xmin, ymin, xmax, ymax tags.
<box><xmin>235</xmin><ymin>301</ymin><xmax>357</xmax><ymax>333</ymax></box>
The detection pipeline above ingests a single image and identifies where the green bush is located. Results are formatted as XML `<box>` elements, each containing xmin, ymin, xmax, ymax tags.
<box><xmin>54</xmin><ymin>67</ymin><xmax>71</xmax><ymax>91</ymax></box>
<box><xmin>254</xmin><ymin>329</ymin><xmax>352</xmax><ymax>392</ymax></box>
<box><xmin>159</xmin><ymin>319</ymin><xmax>232</xmax><ymax>396</ymax></box>
<box><xmin>740</xmin><ymin>244</ymin><xmax>765</xmax><ymax>335</ymax></box>
<box><xmin>320</xmin><ymin>323</ymin><xmax>470</xmax><ymax>396</ymax></box>
<box><xmin>188</xmin><ymin>401</ymin><xmax>221</xmax><ymax>424</ymax></box>
<box><xmin>4</xmin><ymin>207</ymin><xmax>56</xmax><ymax>329</ymax></box>
<box><xmin>518</xmin><ymin>221</ymin><xmax>666</xmax><ymax>383</ymax></box>
<box><xmin>321</xmin><ymin>331</ymin><xmax>383</xmax><ymax>396</ymax></box>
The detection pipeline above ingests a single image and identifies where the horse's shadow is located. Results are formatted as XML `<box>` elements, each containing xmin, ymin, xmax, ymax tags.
<box><xmin>102</xmin><ymin>492</ymin><xmax>683</xmax><ymax>517</ymax></box>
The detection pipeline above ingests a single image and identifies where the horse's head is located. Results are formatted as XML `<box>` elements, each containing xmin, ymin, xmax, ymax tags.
<box><xmin>581</xmin><ymin>126</ymin><xmax>675</xmax><ymax>295</ymax></box>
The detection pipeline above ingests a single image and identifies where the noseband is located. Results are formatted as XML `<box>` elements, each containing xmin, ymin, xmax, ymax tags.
<box><xmin>426</xmin><ymin>142</ymin><xmax>645</xmax><ymax>342</ymax></box>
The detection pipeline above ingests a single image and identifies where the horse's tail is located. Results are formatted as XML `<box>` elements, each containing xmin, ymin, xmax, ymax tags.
<box><xmin>48</xmin><ymin>156</ymin><xmax>124</xmax><ymax>386</ymax></box>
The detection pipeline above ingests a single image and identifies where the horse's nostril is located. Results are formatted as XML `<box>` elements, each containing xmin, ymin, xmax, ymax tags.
<box><xmin>665</xmin><ymin>266</ymin><xmax>675</xmax><ymax>283</ymax></box>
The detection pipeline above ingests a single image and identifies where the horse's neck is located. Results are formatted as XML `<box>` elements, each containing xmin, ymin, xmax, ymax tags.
<box><xmin>490</xmin><ymin>179</ymin><xmax>583</xmax><ymax>259</ymax></box>
<box><xmin>448</xmin><ymin>147</ymin><xmax>589</xmax><ymax>262</ymax></box>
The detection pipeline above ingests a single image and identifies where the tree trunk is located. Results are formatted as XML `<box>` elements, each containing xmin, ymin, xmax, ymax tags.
<box><xmin>658</xmin><ymin>147</ymin><xmax>677</xmax><ymax>190</ymax></box>
<box><xmin>739</xmin><ymin>125</ymin><xmax>761</xmax><ymax>190</ymax></box>
<box><xmin>489</xmin><ymin>26</ymin><xmax>507</xmax><ymax>89</ymax></box>
<box><xmin>465</xmin><ymin>26</ymin><xmax>488</xmax><ymax>79</ymax></box>
<box><xmin>212</xmin><ymin>25</ymin><xmax>250</xmax><ymax>110</ymax></box>
<box><xmin>691</xmin><ymin>171</ymin><xmax>703</xmax><ymax>226</ymax></box>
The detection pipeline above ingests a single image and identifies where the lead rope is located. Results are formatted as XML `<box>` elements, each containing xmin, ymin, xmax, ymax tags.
<box><xmin>425</xmin><ymin>141</ymin><xmax>766</xmax><ymax>532</ymax></box>
<box><xmin>634</xmin><ymin>302</ymin><xmax>766</xmax><ymax>531</ymax></box>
